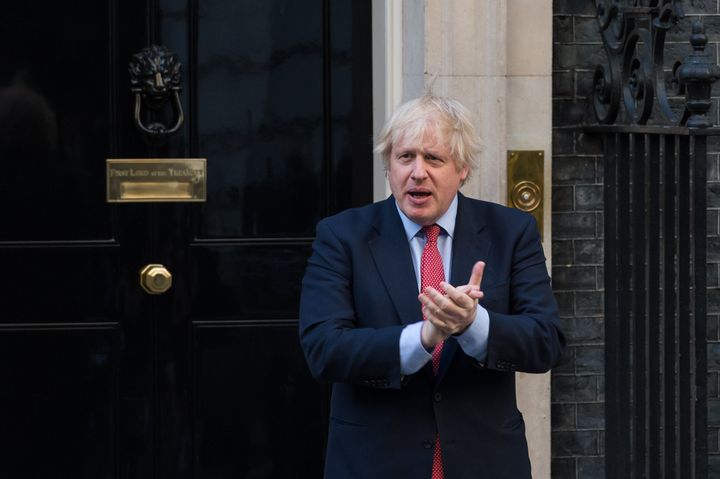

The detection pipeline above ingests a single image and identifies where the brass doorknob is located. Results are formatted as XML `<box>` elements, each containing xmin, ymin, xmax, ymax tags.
<box><xmin>140</xmin><ymin>264</ymin><xmax>172</xmax><ymax>294</ymax></box>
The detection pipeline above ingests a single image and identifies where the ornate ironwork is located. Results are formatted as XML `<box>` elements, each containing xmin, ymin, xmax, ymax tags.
<box><xmin>592</xmin><ymin>1</ymin><xmax>720</xmax><ymax>127</ymax></box>
<box><xmin>129</xmin><ymin>45</ymin><xmax>184</xmax><ymax>141</ymax></box>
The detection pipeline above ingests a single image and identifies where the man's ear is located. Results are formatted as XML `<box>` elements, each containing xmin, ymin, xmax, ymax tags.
<box><xmin>459</xmin><ymin>164</ymin><xmax>469</xmax><ymax>184</ymax></box>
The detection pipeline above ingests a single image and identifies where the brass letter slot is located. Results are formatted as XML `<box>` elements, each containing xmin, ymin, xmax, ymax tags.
<box><xmin>507</xmin><ymin>150</ymin><xmax>544</xmax><ymax>236</ymax></box>
<box><xmin>106</xmin><ymin>158</ymin><xmax>206</xmax><ymax>202</ymax></box>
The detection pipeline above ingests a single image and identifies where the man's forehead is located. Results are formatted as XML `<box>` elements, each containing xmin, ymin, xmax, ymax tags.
<box><xmin>394</xmin><ymin>128</ymin><xmax>449</xmax><ymax>151</ymax></box>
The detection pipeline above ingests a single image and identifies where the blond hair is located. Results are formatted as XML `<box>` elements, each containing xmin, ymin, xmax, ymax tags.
<box><xmin>375</xmin><ymin>94</ymin><xmax>481</xmax><ymax>182</ymax></box>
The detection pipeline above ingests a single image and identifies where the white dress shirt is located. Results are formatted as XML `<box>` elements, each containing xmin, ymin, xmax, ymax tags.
<box><xmin>397</xmin><ymin>195</ymin><xmax>490</xmax><ymax>375</ymax></box>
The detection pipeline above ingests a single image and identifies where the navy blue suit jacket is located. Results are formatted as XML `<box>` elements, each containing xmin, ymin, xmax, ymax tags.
<box><xmin>299</xmin><ymin>194</ymin><xmax>565</xmax><ymax>478</ymax></box>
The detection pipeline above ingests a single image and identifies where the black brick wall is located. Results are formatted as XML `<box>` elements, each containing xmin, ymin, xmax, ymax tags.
<box><xmin>551</xmin><ymin>1</ymin><xmax>720</xmax><ymax>477</ymax></box>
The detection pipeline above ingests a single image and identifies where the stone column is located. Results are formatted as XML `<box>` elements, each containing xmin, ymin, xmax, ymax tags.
<box><xmin>505</xmin><ymin>1</ymin><xmax>554</xmax><ymax>477</ymax></box>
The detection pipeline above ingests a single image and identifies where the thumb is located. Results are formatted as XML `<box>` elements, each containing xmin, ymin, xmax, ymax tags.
<box><xmin>468</xmin><ymin>261</ymin><xmax>485</xmax><ymax>289</ymax></box>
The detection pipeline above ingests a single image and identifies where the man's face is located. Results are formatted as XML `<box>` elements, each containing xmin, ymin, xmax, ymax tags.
<box><xmin>388</xmin><ymin>124</ymin><xmax>468</xmax><ymax>226</ymax></box>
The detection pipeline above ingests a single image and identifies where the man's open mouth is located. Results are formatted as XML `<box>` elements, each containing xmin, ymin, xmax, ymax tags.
<box><xmin>408</xmin><ymin>191</ymin><xmax>431</xmax><ymax>198</ymax></box>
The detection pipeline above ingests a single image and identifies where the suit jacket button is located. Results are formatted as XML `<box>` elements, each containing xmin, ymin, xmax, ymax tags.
<box><xmin>423</xmin><ymin>441</ymin><xmax>433</xmax><ymax>449</ymax></box>
<box><xmin>434</xmin><ymin>392</ymin><xmax>442</xmax><ymax>402</ymax></box>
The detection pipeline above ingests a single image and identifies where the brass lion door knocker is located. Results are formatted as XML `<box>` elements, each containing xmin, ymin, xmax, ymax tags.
<box><xmin>129</xmin><ymin>45</ymin><xmax>184</xmax><ymax>141</ymax></box>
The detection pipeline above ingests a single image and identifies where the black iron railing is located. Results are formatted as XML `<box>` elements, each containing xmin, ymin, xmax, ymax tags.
<box><xmin>587</xmin><ymin>1</ymin><xmax>720</xmax><ymax>477</ymax></box>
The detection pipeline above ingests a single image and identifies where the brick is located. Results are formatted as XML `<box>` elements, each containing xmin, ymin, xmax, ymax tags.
<box><xmin>574</xmin><ymin>16</ymin><xmax>600</xmax><ymax>42</ymax></box>
<box><xmin>576</xmin><ymin>69</ymin><xmax>595</xmax><ymax>100</ymax></box>
<box><xmin>709</xmin><ymin>264</ymin><xmax>720</xmax><ymax>289</ymax></box>
<box><xmin>551</xmin><ymin>457</ymin><xmax>576</xmax><ymax>478</ymax></box>
<box><xmin>576</xmin><ymin>131</ymin><xmax>603</xmax><ymax>155</ymax></box>
<box><xmin>710</xmin><ymin>398</ymin><xmax>720</xmax><ymax>426</ymax></box>
<box><xmin>565</xmin><ymin>316</ymin><xmax>604</xmax><ymax>344</ymax></box>
<box><xmin>709</xmin><ymin>135</ymin><xmax>720</xmax><ymax>154</ymax></box>
<box><xmin>577</xmin><ymin>456</ymin><xmax>605</xmax><ymax>478</ymax></box>
<box><xmin>710</xmin><ymin>455</ymin><xmax>720</xmax><ymax>479</ymax></box>
<box><xmin>596</xmin><ymin>266</ymin><xmax>604</xmax><ymax>290</ymax></box>
<box><xmin>576</xmin><ymin>345</ymin><xmax>604</xmax><ymax>373</ymax></box>
<box><xmin>597</xmin><ymin>375</ymin><xmax>605</xmax><ymax>402</ymax></box>
<box><xmin>556</xmin><ymin>292</ymin><xmax>575</xmax><ymax>317</ymax></box>
<box><xmin>575</xmin><ymin>185</ymin><xmax>603</xmax><ymax>210</ymax></box>
<box><xmin>553</xmin><ymin>240</ymin><xmax>574</xmax><ymax>266</ymax></box>
<box><xmin>595</xmin><ymin>158</ymin><xmax>603</xmax><ymax>183</ymax></box>
<box><xmin>664</xmin><ymin>42</ymin><xmax>716</xmax><ymax>70</ymax></box>
<box><xmin>553</xmin><ymin>266</ymin><xmax>597</xmax><ymax>290</ymax></box>
<box><xmin>709</xmin><ymin>183</ymin><xmax>720</xmax><ymax>208</ymax></box>
<box><xmin>709</xmin><ymin>154</ymin><xmax>719</xmax><ymax>182</ymax></box>
<box><xmin>574</xmin><ymin>239</ymin><xmax>603</xmax><ymax>264</ymax></box>
<box><xmin>575</xmin><ymin>291</ymin><xmax>603</xmax><ymax>316</ymax></box>
<box><xmin>552</xmin><ymin>403</ymin><xmax>577</xmax><ymax>430</ymax></box>
<box><xmin>554</xmin><ymin>186</ymin><xmax>575</xmax><ymax>212</ymax></box>
<box><xmin>559</xmin><ymin>317</ymin><xmax>575</xmax><ymax>342</ymax></box>
<box><xmin>554</xmin><ymin>16</ymin><xmax>574</xmax><ymax>44</ymax></box>
<box><xmin>553</xmin><ymin>0</ymin><xmax>596</xmax><ymax>15</ymax></box>
<box><xmin>553</xmin><ymin>156</ymin><xmax>597</xmax><ymax>184</ymax></box>
<box><xmin>710</xmin><ymin>343</ymin><xmax>720</xmax><ymax>370</ymax></box>
<box><xmin>710</xmin><ymin>288</ymin><xmax>720</xmax><ymax>314</ymax></box>
<box><xmin>577</xmin><ymin>403</ymin><xmax>605</xmax><ymax>429</ymax></box>
<box><xmin>710</xmin><ymin>372</ymin><xmax>719</xmax><ymax>399</ymax></box>
<box><xmin>554</xmin><ymin>71</ymin><xmax>574</xmax><ymax>99</ymax></box>
<box><xmin>710</xmin><ymin>427</ymin><xmax>719</xmax><ymax>453</ymax></box>
<box><xmin>709</xmin><ymin>237</ymin><xmax>720</xmax><ymax>262</ymax></box>
<box><xmin>552</xmin><ymin>430</ymin><xmax>599</xmax><ymax>457</ymax></box>
<box><xmin>554</xmin><ymin>43</ymin><xmax>604</xmax><ymax>71</ymax></box>
<box><xmin>680</xmin><ymin>2</ymin><xmax>719</xmax><ymax>15</ymax></box>
<box><xmin>553</xmin><ymin>212</ymin><xmax>597</xmax><ymax>238</ymax></box>
<box><xmin>553</xmin><ymin>128</ymin><xmax>575</xmax><ymax>154</ymax></box>
<box><xmin>554</xmin><ymin>100</ymin><xmax>589</xmax><ymax>127</ymax></box>
<box><xmin>552</xmin><ymin>375</ymin><xmax>598</xmax><ymax>403</ymax></box>
<box><xmin>710</xmin><ymin>314</ymin><xmax>719</xmax><ymax>342</ymax></box>
<box><xmin>554</xmin><ymin>346</ymin><xmax>575</xmax><ymax>375</ymax></box>
<box><xmin>596</xmin><ymin>212</ymin><xmax>605</xmax><ymax>240</ymax></box>
<box><xmin>668</xmin><ymin>15</ymin><xmax>720</xmax><ymax>42</ymax></box>
<box><xmin>710</xmin><ymin>208</ymin><xmax>720</xmax><ymax>236</ymax></box>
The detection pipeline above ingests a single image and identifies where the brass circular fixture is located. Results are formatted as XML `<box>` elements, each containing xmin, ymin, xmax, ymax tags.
<box><xmin>140</xmin><ymin>264</ymin><xmax>173</xmax><ymax>295</ymax></box>
<box><xmin>510</xmin><ymin>180</ymin><xmax>542</xmax><ymax>212</ymax></box>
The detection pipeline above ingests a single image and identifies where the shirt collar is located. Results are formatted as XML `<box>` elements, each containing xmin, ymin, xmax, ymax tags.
<box><xmin>394</xmin><ymin>194</ymin><xmax>458</xmax><ymax>242</ymax></box>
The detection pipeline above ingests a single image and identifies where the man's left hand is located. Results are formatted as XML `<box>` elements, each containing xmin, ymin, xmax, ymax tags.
<box><xmin>418</xmin><ymin>261</ymin><xmax>485</xmax><ymax>336</ymax></box>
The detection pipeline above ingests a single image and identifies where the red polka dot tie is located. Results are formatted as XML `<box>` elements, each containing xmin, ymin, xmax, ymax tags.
<box><xmin>421</xmin><ymin>224</ymin><xmax>445</xmax><ymax>479</ymax></box>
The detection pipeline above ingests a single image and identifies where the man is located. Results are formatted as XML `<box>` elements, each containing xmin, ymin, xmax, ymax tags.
<box><xmin>299</xmin><ymin>94</ymin><xmax>564</xmax><ymax>478</ymax></box>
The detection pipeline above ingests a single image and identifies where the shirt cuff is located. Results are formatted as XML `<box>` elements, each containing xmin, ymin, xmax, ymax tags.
<box><xmin>399</xmin><ymin>321</ymin><xmax>432</xmax><ymax>375</ymax></box>
<box><xmin>455</xmin><ymin>305</ymin><xmax>489</xmax><ymax>362</ymax></box>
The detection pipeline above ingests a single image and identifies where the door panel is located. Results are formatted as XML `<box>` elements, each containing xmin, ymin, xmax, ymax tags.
<box><xmin>0</xmin><ymin>2</ymin><xmax>114</xmax><ymax>241</ymax></box>
<box><xmin>0</xmin><ymin>1</ymin><xmax>371</xmax><ymax>477</ymax></box>
<box><xmin>189</xmin><ymin>245</ymin><xmax>312</xmax><ymax>318</ymax></box>
<box><xmin>0</xmin><ymin>2</ymin><xmax>155</xmax><ymax>476</ymax></box>
<box><xmin>0</xmin><ymin>328</ymin><xmax>118</xmax><ymax>478</ymax></box>
<box><xmin>156</xmin><ymin>2</ymin><xmax>371</xmax><ymax>475</ymax></box>
<box><xmin>193</xmin><ymin>0</ymin><xmax>325</xmax><ymax>239</ymax></box>
<box><xmin>193</xmin><ymin>323</ymin><xmax>326</xmax><ymax>476</ymax></box>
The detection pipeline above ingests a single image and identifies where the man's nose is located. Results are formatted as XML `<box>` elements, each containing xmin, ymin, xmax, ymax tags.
<box><xmin>410</xmin><ymin>156</ymin><xmax>428</xmax><ymax>179</ymax></box>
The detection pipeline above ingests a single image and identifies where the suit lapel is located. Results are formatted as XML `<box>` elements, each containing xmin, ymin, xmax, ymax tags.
<box><xmin>368</xmin><ymin>198</ymin><xmax>423</xmax><ymax>326</ymax></box>
<box><xmin>449</xmin><ymin>194</ymin><xmax>491</xmax><ymax>288</ymax></box>
<box><xmin>436</xmin><ymin>194</ymin><xmax>492</xmax><ymax>384</ymax></box>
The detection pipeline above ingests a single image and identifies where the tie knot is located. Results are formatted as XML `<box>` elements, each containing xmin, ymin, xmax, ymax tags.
<box><xmin>423</xmin><ymin>224</ymin><xmax>441</xmax><ymax>244</ymax></box>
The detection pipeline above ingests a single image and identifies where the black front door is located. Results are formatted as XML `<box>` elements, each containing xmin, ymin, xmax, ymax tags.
<box><xmin>0</xmin><ymin>2</ymin><xmax>372</xmax><ymax>477</ymax></box>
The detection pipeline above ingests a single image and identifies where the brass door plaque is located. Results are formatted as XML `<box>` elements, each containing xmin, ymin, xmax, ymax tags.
<box><xmin>507</xmin><ymin>150</ymin><xmax>544</xmax><ymax>236</ymax></box>
<box><xmin>106</xmin><ymin>159</ymin><xmax>206</xmax><ymax>202</ymax></box>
